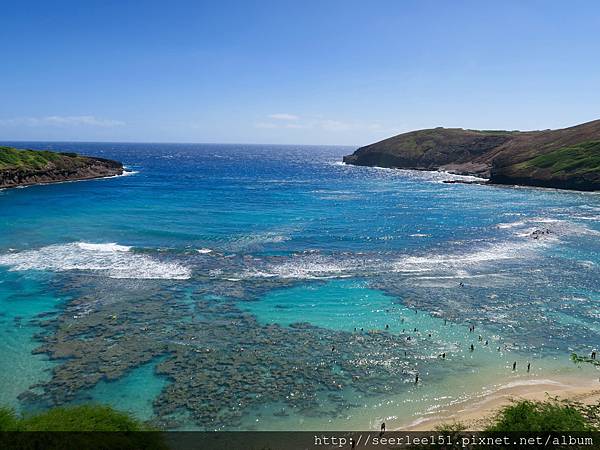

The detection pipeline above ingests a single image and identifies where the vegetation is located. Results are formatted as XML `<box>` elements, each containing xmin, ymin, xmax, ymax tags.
<box><xmin>0</xmin><ymin>404</ymin><xmax>152</xmax><ymax>432</ymax></box>
<box><xmin>485</xmin><ymin>399</ymin><xmax>596</xmax><ymax>432</ymax></box>
<box><xmin>571</xmin><ymin>352</ymin><xmax>600</xmax><ymax>368</ymax></box>
<box><xmin>0</xmin><ymin>407</ymin><xmax>19</xmax><ymax>431</ymax></box>
<box><xmin>516</xmin><ymin>141</ymin><xmax>600</xmax><ymax>176</ymax></box>
<box><xmin>431</xmin><ymin>399</ymin><xmax>599</xmax><ymax>449</ymax></box>
<box><xmin>0</xmin><ymin>404</ymin><xmax>167</xmax><ymax>450</ymax></box>
<box><xmin>0</xmin><ymin>146</ymin><xmax>71</xmax><ymax>170</ymax></box>
<box><xmin>436</xmin><ymin>399</ymin><xmax>600</xmax><ymax>432</ymax></box>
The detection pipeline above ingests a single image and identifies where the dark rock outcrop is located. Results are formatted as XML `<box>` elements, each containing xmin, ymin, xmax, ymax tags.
<box><xmin>0</xmin><ymin>147</ymin><xmax>124</xmax><ymax>189</ymax></box>
<box><xmin>343</xmin><ymin>120</ymin><xmax>600</xmax><ymax>191</ymax></box>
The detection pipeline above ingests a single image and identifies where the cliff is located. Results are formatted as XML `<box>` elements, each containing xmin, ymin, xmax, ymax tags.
<box><xmin>0</xmin><ymin>146</ymin><xmax>124</xmax><ymax>189</ymax></box>
<box><xmin>343</xmin><ymin>120</ymin><xmax>600</xmax><ymax>191</ymax></box>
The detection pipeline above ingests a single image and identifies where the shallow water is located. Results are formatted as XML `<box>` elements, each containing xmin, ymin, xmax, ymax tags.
<box><xmin>0</xmin><ymin>142</ymin><xmax>598</xmax><ymax>429</ymax></box>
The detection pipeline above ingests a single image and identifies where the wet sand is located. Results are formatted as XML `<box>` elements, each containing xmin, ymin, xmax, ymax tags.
<box><xmin>403</xmin><ymin>375</ymin><xmax>600</xmax><ymax>431</ymax></box>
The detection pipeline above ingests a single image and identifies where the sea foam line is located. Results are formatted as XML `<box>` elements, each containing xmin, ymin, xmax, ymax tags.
<box><xmin>0</xmin><ymin>242</ymin><xmax>191</xmax><ymax>280</ymax></box>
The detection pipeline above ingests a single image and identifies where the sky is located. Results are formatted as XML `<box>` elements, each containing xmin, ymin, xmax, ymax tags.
<box><xmin>1</xmin><ymin>0</ymin><xmax>600</xmax><ymax>145</ymax></box>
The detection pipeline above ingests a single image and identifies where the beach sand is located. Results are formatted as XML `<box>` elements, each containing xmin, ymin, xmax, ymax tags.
<box><xmin>404</xmin><ymin>376</ymin><xmax>600</xmax><ymax>431</ymax></box>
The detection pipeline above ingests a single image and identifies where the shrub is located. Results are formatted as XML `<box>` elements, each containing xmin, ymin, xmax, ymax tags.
<box><xmin>484</xmin><ymin>399</ymin><xmax>592</xmax><ymax>432</ymax></box>
<box><xmin>0</xmin><ymin>407</ymin><xmax>19</xmax><ymax>431</ymax></box>
<box><xmin>0</xmin><ymin>404</ymin><xmax>167</xmax><ymax>450</ymax></box>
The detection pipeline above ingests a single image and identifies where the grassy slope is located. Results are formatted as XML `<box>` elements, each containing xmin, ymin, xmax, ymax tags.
<box><xmin>0</xmin><ymin>146</ymin><xmax>84</xmax><ymax>170</ymax></box>
<box><xmin>515</xmin><ymin>141</ymin><xmax>600</xmax><ymax>176</ymax></box>
<box><xmin>0</xmin><ymin>405</ymin><xmax>167</xmax><ymax>450</ymax></box>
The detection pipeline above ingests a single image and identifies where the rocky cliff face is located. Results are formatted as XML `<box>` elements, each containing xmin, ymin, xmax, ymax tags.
<box><xmin>0</xmin><ymin>147</ymin><xmax>124</xmax><ymax>189</ymax></box>
<box><xmin>343</xmin><ymin>120</ymin><xmax>600</xmax><ymax>191</ymax></box>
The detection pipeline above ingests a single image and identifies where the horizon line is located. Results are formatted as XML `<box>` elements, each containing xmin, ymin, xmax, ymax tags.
<box><xmin>0</xmin><ymin>139</ymin><xmax>359</xmax><ymax>148</ymax></box>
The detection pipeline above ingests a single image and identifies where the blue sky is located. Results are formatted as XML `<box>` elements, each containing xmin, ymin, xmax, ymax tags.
<box><xmin>1</xmin><ymin>0</ymin><xmax>599</xmax><ymax>145</ymax></box>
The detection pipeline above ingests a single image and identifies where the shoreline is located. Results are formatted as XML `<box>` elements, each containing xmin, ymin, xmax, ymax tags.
<box><xmin>402</xmin><ymin>375</ymin><xmax>600</xmax><ymax>431</ymax></box>
<box><xmin>0</xmin><ymin>169</ymin><xmax>136</xmax><ymax>191</ymax></box>
<box><xmin>342</xmin><ymin>161</ymin><xmax>600</xmax><ymax>194</ymax></box>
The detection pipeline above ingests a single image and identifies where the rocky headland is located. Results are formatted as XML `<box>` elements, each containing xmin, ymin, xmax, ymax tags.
<box><xmin>343</xmin><ymin>120</ymin><xmax>600</xmax><ymax>191</ymax></box>
<box><xmin>0</xmin><ymin>146</ymin><xmax>124</xmax><ymax>189</ymax></box>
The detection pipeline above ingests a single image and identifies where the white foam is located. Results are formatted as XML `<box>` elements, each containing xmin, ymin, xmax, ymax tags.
<box><xmin>197</xmin><ymin>248</ymin><xmax>213</xmax><ymax>254</ymax></box>
<box><xmin>245</xmin><ymin>235</ymin><xmax>545</xmax><ymax>281</ymax></box>
<box><xmin>498</xmin><ymin>379</ymin><xmax>566</xmax><ymax>389</ymax></box>
<box><xmin>243</xmin><ymin>214</ymin><xmax>594</xmax><ymax>281</ymax></box>
<box><xmin>120</xmin><ymin>169</ymin><xmax>139</xmax><ymax>177</ymax></box>
<box><xmin>496</xmin><ymin>221</ymin><xmax>526</xmax><ymax>229</ymax></box>
<box><xmin>0</xmin><ymin>242</ymin><xmax>191</xmax><ymax>280</ymax></box>
<box><xmin>497</xmin><ymin>217</ymin><xmax>600</xmax><ymax>238</ymax></box>
<box><xmin>246</xmin><ymin>255</ymin><xmax>361</xmax><ymax>280</ymax></box>
<box><xmin>76</xmin><ymin>242</ymin><xmax>131</xmax><ymax>252</ymax></box>
<box><xmin>392</xmin><ymin>240</ymin><xmax>540</xmax><ymax>274</ymax></box>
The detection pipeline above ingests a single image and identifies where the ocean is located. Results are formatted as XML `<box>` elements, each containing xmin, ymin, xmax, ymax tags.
<box><xmin>0</xmin><ymin>142</ymin><xmax>598</xmax><ymax>430</ymax></box>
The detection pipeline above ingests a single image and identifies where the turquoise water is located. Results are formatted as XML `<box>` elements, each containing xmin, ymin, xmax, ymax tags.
<box><xmin>0</xmin><ymin>142</ymin><xmax>599</xmax><ymax>429</ymax></box>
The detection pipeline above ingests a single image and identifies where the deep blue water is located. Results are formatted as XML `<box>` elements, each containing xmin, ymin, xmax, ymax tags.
<box><xmin>0</xmin><ymin>142</ymin><xmax>599</xmax><ymax>429</ymax></box>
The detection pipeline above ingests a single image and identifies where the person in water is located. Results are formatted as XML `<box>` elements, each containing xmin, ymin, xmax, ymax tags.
<box><xmin>470</xmin><ymin>344</ymin><xmax>474</xmax><ymax>352</ymax></box>
<box><xmin>415</xmin><ymin>373</ymin><xmax>419</xmax><ymax>384</ymax></box>
<box><xmin>512</xmin><ymin>361</ymin><xmax>517</xmax><ymax>371</ymax></box>
<box><xmin>592</xmin><ymin>351</ymin><xmax>597</xmax><ymax>360</ymax></box>
<box><xmin>380</xmin><ymin>422</ymin><xmax>386</xmax><ymax>436</ymax></box>
<box><xmin>527</xmin><ymin>362</ymin><xmax>531</xmax><ymax>372</ymax></box>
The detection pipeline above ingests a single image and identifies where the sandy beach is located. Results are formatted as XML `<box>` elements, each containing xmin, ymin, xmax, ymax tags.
<box><xmin>404</xmin><ymin>375</ymin><xmax>600</xmax><ymax>431</ymax></box>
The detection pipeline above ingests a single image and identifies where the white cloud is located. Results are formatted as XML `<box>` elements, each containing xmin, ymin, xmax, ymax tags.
<box><xmin>267</xmin><ymin>113</ymin><xmax>299</xmax><ymax>121</ymax></box>
<box><xmin>0</xmin><ymin>115</ymin><xmax>125</xmax><ymax>127</ymax></box>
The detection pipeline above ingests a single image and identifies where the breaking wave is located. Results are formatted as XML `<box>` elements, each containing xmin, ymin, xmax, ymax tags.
<box><xmin>0</xmin><ymin>242</ymin><xmax>191</xmax><ymax>280</ymax></box>
<box><xmin>391</xmin><ymin>240</ymin><xmax>542</xmax><ymax>274</ymax></box>
<box><xmin>245</xmin><ymin>254</ymin><xmax>363</xmax><ymax>279</ymax></box>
